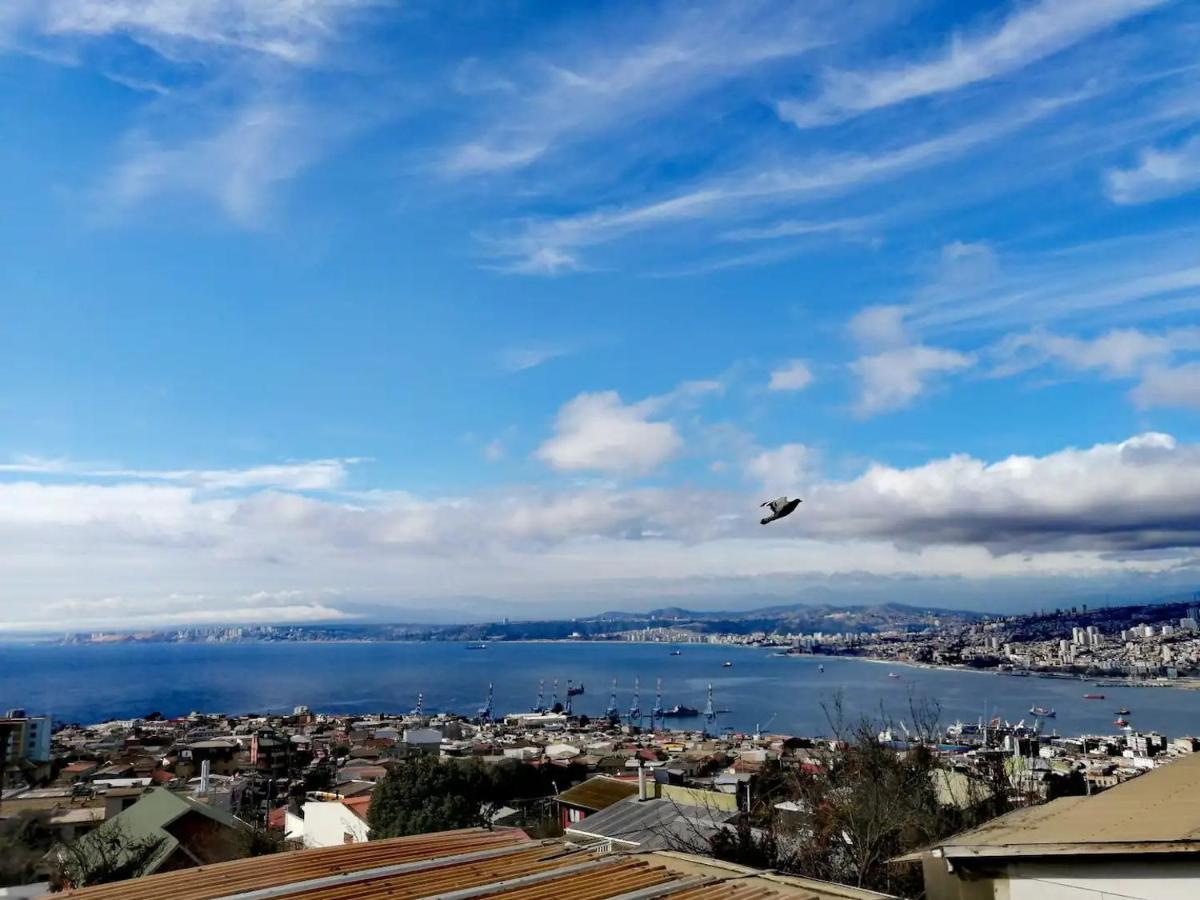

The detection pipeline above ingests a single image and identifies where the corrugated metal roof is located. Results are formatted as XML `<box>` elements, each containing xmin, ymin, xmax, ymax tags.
<box><xmin>556</xmin><ymin>775</ymin><xmax>639</xmax><ymax>811</ymax></box>
<box><xmin>57</xmin><ymin>825</ymin><xmax>899</xmax><ymax>900</ymax></box>
<box><xmin>920</xmin><ymin>751</ymin><xmax>1200</xmax><ymax>859</ymax></box>
<box><xmin>565</xmin><ymin>796</ymin><xmax>737</xmax><ymax>850</ymax></box>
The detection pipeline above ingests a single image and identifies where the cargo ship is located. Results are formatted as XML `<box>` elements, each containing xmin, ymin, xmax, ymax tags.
<box><xmin>1083</xmin><ymin>693</ymin><xmax>1105</xmax><ymax>700</ymax></box>
<box><xmin>1029</xmin><ymin>706</ymin><xmax>1056</xmax><ymax>718</ymax></box>
<box><xmin>660</xmin><ymin>704</ymin><xmax>700</xmax><ymax>718</ymax></box>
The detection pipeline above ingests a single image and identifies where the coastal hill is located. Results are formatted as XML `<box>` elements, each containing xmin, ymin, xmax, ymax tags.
<box><xmin>56</xmin><ymin>601</ymin><xmax>982</xmax><ymax>644</ymax></box>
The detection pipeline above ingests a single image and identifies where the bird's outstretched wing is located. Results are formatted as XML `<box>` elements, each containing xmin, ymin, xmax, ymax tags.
<box><xmin>765</xmin><ymin>497</ymin><xmax>787</xmax><ymax>514</ymax></box>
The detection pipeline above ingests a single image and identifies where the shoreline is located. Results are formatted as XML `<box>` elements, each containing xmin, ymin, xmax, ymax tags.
<box><xmin>801</xmin><ymin>651</ymin><xmax>1200</xmax><ymax>690</ymax></box>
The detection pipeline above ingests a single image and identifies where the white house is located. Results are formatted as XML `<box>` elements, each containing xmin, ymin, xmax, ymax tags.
<box><xmin>904</xmin><ymin>751</ymin><xmax>1200</xmax><ymax>900</ymax></box>
<box><xmin>298</xmin><ymin>796</ymin><xmax>372</xmax><ymax>848</ymax></box>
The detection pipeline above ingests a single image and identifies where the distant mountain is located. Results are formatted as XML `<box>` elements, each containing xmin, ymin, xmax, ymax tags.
<box><xmin>581</xmin><ymin>601</ymin><xmax>982</xmax><ymax>637</ymax></box>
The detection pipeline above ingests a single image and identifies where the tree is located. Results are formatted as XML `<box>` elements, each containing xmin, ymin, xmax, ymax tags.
<box><xmin>51</xmin><ymin>821</ymin><xmax>166</xmax><ymax>891</ymax></box>
<box><xmin>368</xmin><ymin>757</ymin><xmax>496</xmax><ymax>838</ymax></box>
<box><xmin>0</xmin><ymin>812</ymin><xmax>53</xmax><ymax>887</ymax></box>
<box><xmin>368</xmin><ymin>757</ymin><xmax>586</xmax><ymax>840</ymax></box>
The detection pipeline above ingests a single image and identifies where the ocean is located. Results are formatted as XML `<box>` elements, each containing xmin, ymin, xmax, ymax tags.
<box><xmin>3</xmin><ymin>640</ymin><xmax>1200</xmax><ymax>738</ymax></box>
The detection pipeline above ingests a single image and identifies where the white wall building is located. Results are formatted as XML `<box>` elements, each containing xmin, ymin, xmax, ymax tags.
<box><xmin>908</xmin><ymin>751</ymin><xmax>1200</xmax><ymax>899</ymax></box>
<box><xmin>299</xmin><ymin>797</ymin><xmax>371</xmax><ymax>848</ymax></box>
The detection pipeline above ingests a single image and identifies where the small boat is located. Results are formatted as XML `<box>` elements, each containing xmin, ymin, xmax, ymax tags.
<box><xmin>1115</xmin><ymin>707</ymin><xmax>1131</xmax><ymax>715</ymax></box>
<box><xmin>1029</xmin><ymin>706</ymin><xmax>1056</xmax><ymax>718</ymax></box>
<box><xmin>465</xmin><ymin>643</ymin><xmax>487</xmax><ymax>650</ymax></box>
<box><xmin>1083</xmin><ymin>693</ymin><xmax>1105</xmax><ymax>700</ymax></box>
<box><xmin>567</xmin><ymin>683</ymin><xmax>585</xmax><ymax>697</ymax></box>
<box><xmin>1114</xmin><ymin>717</ymin><xmax>1129</xmax><ymax>727</ymax></box>
<box><xmin>818</xmin><ymin>664</ymin><xmax>824</xmax><ymax>673</ymax></box>
<box><xmin>660</xmin><ymin>704</ymin><xmax>700</xmax><ymax>718</ymax></box>
<box><xmin>669</xmin><ymin>650</ymin><xmax>682</xmax><ymax>656</ymax></box>
<box><xmin>888</xmin><ymin>672</ymin><xmax>901</xmax><ymax>679</ymax></box>
<box><xmin>722</xmin><ymin>661</ymin><xmax>733</xmax><ymax>668</ymax></box>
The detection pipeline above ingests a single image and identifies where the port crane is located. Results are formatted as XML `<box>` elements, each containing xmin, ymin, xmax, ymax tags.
<box><xmin>477</xmin><ymin>683</ymin><xmax>493</xmax><ymax>722</ymax></box>
<box><xmin>628</xmin><ymin>677</ymin><xmax>642</xmax><ymax>725</ymax></box>
<box><xmin>703</xmin><ymin>683</ymin><xmax>717</xmax><ymax>735</ymax></box>
<box><xmin>605</xmin><ymin>678</ymin><xmax>619</xmax><ymax>721</ymax></box>
<box><xmin>651</xmin><ymin>678</ymin><xmax>664</xmax><ymax>730</ymax></box>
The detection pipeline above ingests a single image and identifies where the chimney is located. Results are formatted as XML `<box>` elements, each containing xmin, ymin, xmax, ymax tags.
<box><xmin>637</xmin><ymin>760</ymin><xmax>650</xmax><ymax>801</ymax></box>
<box><xmin>198</xmin><ymin>759</ymin><xmax>211</xmax><ymax>796</ymax></box>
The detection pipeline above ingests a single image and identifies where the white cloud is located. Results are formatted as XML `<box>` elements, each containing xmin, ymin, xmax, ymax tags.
<box><xmin>992</xmin><ymin>326</ymin><xmax>1200</xmax><ymax>378</ymax></box>
<box><xmin>767</xmin><ymin>359</ymin><xmax>813</xmax><ymax>392</ymax></box>
<box><xmin>1105</xmin><ymin>133</ymin><xmax>1200</xmax><ymax>204</ymax></box>
<box><xmin>746</xmin><ymin>443</ymin><xmax>813</xmax><ymax>489</ymax></box>
<box><xmin>536</xmin><ymin>391</ymin><xmax>682</xmax><ymax>475</ymax></box>
<box><xmin>851</xmin><ymin>345</ymin><xmax>973</xmax><ymax>416</ymax></box>
<box><xmin>1131</xmin><ymin>362</ymin><xmax>1200</xmax><ymax>410</ymax></box>
<box><xmin>778</xmin><ymin>0</ymin><xmax>1166</xmax><ymax>127</ymax></box>
<box><xmin>848</xmin><ymin>305</ymin><xmax>908</xmax><ymax>349</ymax></box>
<box><xmin>483</xmin><ymin>439</ymin><xmax>506</xmax><ymax>462</ymax></box>
<box><xmin>806</xmin><ymin>432</ymin><xmax>1200</xmax><ymax>553</ymax></box>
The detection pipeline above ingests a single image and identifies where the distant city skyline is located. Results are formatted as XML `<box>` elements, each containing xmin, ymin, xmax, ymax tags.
<box><xmin>1</xmin><ymin>0</ymin><xmax>1199</xmax><ymax>630</ymax></box>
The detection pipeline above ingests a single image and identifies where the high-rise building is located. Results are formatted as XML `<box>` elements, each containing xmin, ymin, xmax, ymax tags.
<box><xmin>0</xmin><ymin>712</ymin><xmax>51</xmax><ymax>764</ymax></box>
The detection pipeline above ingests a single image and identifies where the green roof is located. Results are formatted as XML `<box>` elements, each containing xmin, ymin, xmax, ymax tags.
<box><xmin>75</xmin><ymin>788</ymin><xmax>242</xmax><ymax>874</ymax></box>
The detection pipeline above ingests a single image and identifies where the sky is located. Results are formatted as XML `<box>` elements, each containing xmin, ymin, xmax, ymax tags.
<box><xmin>1</xmin><ymin>0</ymin><xmax>1199</xmax><ymax>631</ymax></box>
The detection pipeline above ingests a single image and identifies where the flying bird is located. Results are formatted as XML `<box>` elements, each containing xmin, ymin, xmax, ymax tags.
<box><xmin>760</xmin><ymin>496</ymin><xmax>801</xmax><ymax>525</ymax></box>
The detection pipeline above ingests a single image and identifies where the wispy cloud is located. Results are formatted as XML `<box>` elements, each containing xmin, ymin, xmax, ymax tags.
<box><xmin>440</xmin><ymin>1</ymin><xmax>838</xmax><ymax>176</ymax></box>
<box><xmin>2</xmin><ymin>0</ymin><xmax>373</xmax><ymax>65</ymax></box>
<box><xmin>2</xmin><ymin>0</ymin><xmax>381</xmax><ymax>227</ymax></box>
<box><xmin>102</xmin><ymin>100</ymin><xmax>339</xmax><ymax>227</ymax></box>
<box><xmin>990</xmin><ymin>326</ymin><xmax>1200</xmax><ymax>379</ymax></box>
<box><xmin>906</xmin><ymin>231</ymin><xmax>1200</xmax><ymax>336</ymax></box>
<box><xmin>488</xmin><ymin>93</ymin><xmax>1083</xmax><ymax>272</ymax></box>
<box><xmin>778</xmin><ymin>0</ymin><xmax>1166</xmax><ymax>127</ymax></box>
<box><xmin>0</xmin><ymin>457</ymin><xmax>358</xmax><ymax>491</ymax></box>
<box><xmin>496</xmin><ymin>343</ymin><xmax>574</xmax><ymax>372</ymax></box>
<box><xmin>1106</xmin><ymin>132</ymin><xmax>1200</xmax><ymax>203</ymax></box>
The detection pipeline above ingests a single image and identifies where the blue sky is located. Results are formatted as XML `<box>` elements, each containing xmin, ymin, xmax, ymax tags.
<box><xmin>1</xmin><ymin>0</ymin><xmax>1199</xmax><ymax>629</ymax></box>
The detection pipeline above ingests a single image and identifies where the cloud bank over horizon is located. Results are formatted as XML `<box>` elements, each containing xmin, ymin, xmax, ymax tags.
<box><xmin>3</xmin><ymin>431</ymin><xmax>1199</xmax><ymax>630</ymax></box>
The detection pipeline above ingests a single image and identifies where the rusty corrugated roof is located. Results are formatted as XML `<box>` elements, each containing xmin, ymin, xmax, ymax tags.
<box><xmin>57</xmin><ymin>825</ymin><xmax>898</xmax><ymax>900</ymax></box>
